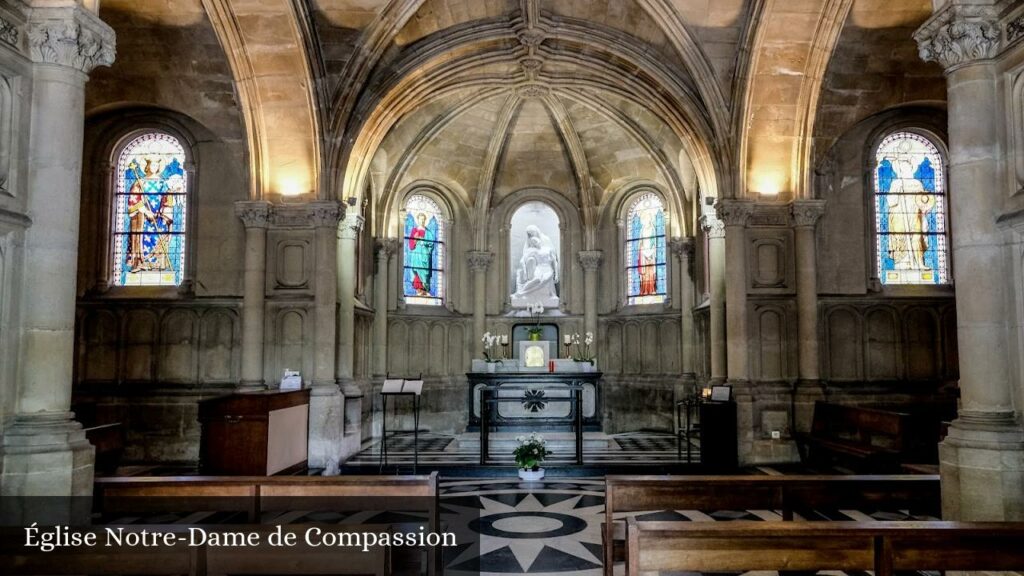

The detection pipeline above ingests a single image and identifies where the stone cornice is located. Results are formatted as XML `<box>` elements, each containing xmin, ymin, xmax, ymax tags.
<box><xmin>915</xmin><ymin>3</ymin><xmax>1000</xmax><ymax>71</ymax></box>
<box><xmin>577</xmin><ymin>250</ymin><xmax>603</xmax><ymax>270</ymax></box>
<box><xmin>27</xmin><ymin>6</ymin><xmax>115</xmax><ymax>74</ymax></box>
<box><xmin>234</xmin><ymin>200</ymin><xmax>272</xmax><ymax>229</ymax></box>
<box><xmin>791</xmin><ymin>199</ymin><xmax>827</xmax><ymax>228</ymax></box>
<box><xmin>668</xmin><ymin>236</ymin><xmax>695</xmax><ymax>260</ymax></box>
<box><xmin>308</xmin><ymin>200</ymin><xmax>343</xmax><ymax>228</ymax></box>
<box><xmin>715</xmin><ymin>199</ymin><xmax>756</xmax><ymax>227</ymax></box>
<box><xmin>466</xmin><ymin>250</ymin><xmax>494</xmax><ymax>272</ymax></box>
<box><xmin>375</xmin><ymin>238</ymin><xmax>399</xmax><ymax>260</ymax></box>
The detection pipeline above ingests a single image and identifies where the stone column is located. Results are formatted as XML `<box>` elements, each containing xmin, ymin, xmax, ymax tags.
<box><xmin>791</xmin><ymin>200</ymin><xmax>825</xmax><ymax>384</ymax></box>
<box><xmin>310</xmin><ymin>202</ymin><xmax>342</xmax><ymax>387</ymax></box>
<box><xmin>577</xmin><ymin>251</ymin><xmax>603</xmax><ymax>338</ymax></box>
<box><xmin>335</xmin><ymin>213</ymin><xmax>363</xmax><ymax>388</ymax></box>
<box><xmin>235</xmin><ymin>201</ymin><xmax>271</xmax><ymax>392</ymax></box>
<box><xmin>467</xmin><ymin>251</ymin><xmax>493</xmax><ymax>356</ymax></box>
<box><xmin>669</xmin><ymin>237</ymin><xmax>696</xmax><ymax>383</ymax></box>
<box><xmin>716</xmin><ymin>200</ymin><xmax>755</xmax><ymax>382</ymax></box>
<box><xmin>372</xmin><ymin>238</ymin><xmax>397</xmax><ymax>375</ymax></box>
<box><xmin>1</xmin><ymin>5</ymin><xmax>115</xmax><ymax>498</ymax></box>
<box><xmin>915</xmin><ymin>4</ymin><xmax>1024</xmax><ymax>520</ymax></box>
<box><xmin>701</xmin><ymin>215</ymin><xmax>727</xmax><ymax>383</ymax></box>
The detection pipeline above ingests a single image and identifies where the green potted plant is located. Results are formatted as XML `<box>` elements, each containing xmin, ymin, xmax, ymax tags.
<box><xmin>513</xmin><ymin>432</ymin><xmax>552</xmax><ymax>480</ymax></box>
<box><xmin>526</xmin><ymin>303</ymin><xmax>545</xmax><ymax>341</ymax></box>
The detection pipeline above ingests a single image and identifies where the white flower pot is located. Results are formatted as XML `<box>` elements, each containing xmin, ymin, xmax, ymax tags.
<box><xmin>486</xmin><ymin>362</ymin><xmax>497</xmax><ymax>373</ymax></box>
<box><xmin>518</xmin><ymin>467</ymin><xmax>545</xmax><ymax>481</ymax></box>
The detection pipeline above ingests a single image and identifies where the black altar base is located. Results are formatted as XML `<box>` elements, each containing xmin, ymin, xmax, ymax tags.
<box><xmin>466</xmin><ymin>371</ymin><xmax>602</xmax><ymax>432</ymax></box>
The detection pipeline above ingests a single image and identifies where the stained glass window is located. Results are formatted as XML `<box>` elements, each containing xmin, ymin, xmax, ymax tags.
<box><xmin>625</xmin><ymin>192</ymin><xmax>667</xmax><ymax>305</ymax></box>
<box><xmin>112</xmin><ymin>132</ymin><xmax>187</xmax><ymax>287</ymax></box>
<box><xmin>874</xmin><ymin>132</ymin><xmax>948</xmax><ymax>285</ymax></box>
<box><xmin>403</xmin><ymin>194</ymin><xmax>445</xmax><ymax>306</ymax></box>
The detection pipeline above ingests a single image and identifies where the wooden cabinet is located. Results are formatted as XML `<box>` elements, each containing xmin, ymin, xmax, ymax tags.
<box><xmin>198</xmin><ymin>389</ymin><xmax>310</xmax><ymax>475</ymax></box>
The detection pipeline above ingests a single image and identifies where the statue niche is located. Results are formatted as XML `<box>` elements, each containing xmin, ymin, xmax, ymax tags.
<box><xmin>509</xmin><ymin>201</ymin><xmax>560</xmax><ymax>308</ymax></box>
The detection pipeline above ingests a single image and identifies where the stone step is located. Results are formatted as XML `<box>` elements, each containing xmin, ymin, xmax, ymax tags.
<box><xmin>454</xmin><ymin>432</ymin><xmax>615</xmax><ymax>452</ymax></box>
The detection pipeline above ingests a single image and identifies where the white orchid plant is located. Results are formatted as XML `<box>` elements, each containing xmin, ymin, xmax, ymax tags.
<box><xmin>513</xmin><ymin>432</ymin><xmax>552</xmax><ymax>471</ymax></box>
<box><xmin>571</xmin><ymin>331</ymin><xmax>596</xmax><ymax>364</ymax></box>
<box><xmin>481</xmin><ymin>331</ymin><xmax>501</xmax><ymax>363</ymax></box>
<box><xmin>527</xmin><ymin>302</ymin><xmax>545</xmax><ymax>339</ymax></box>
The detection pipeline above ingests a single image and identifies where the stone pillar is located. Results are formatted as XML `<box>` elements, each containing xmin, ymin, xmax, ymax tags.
<box><xmin>577</xmin><ymin>251</ymin><xmax>603</xmax><ymax>338</ymax></box>
<box><xmin>716</xmin><ymin>200</ymin><xmax>755</xmax><ymax>382</ymax></box>
<box><xmin>372</xmin><ymin>238</ymin><xmax>398</xmax><ymax>375</ymax></box>
<box><xmin>791</xmin><ymin>200</ymin><xmax>826</xmax><ymax>384</ymax></box>
<box><xmin>335</xmin><ymin>213</ymin><xmax>363</xmax><ymax>387</ymax></box>
<box><xmin>669</xmin><ymin>237</ymin><xmax>696</xmax><ymax>383</ymax></box>
<box><xmin>235</xmin><ymin>201</ymin><xmax>271</xmax><ymax>392</ymax></box>
<box><xmin>701</xmin><ymin>215</ymin><xmax>727</xmax><ymax>383</ymax></box>
<box><xmin>1</xmin><ymin>5</ymin><xmax>115</xmax><ymax>499</ymax></box>
<box><xmin>467</xmin><ymin>251</ymin><xmax>493</xmax><ymax>356</ymax></box>
<box><xmin>915</xmin><ymin>5</ymin><xmax>1024</xmax><ymax>520</ymax></box>
<box><xmin>310</xmin><ymin>202</ymin><xmax>342</xmax><ymax>386</ymax></box>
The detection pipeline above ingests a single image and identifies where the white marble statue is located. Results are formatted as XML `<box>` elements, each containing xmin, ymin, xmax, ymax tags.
<box><xmin>511</xmin><ymin>224</ymin><xmax>560</xmax><ymax>308</ymax></box>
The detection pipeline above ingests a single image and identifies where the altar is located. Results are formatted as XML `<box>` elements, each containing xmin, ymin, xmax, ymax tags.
<box><xmin>466</xmin><ymin>371</ymin><xmax>603</xmax><ymax>432</ymax></box>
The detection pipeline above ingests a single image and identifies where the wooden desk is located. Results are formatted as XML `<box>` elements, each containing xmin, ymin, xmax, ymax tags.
<box><xmin>198</xmin><ymin>389</ymin><xmax>310</xmax><ymax>475</ymax></box>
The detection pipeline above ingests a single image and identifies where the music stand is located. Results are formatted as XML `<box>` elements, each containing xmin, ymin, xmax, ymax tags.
<box><xmin>379</xmin><ymin>374</ymin><xmax>424</xmax><ymax>473</ymax></box>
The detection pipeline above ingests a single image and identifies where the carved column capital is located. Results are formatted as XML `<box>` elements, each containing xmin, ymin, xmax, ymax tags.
<box><xmin>700</xmin><ymin>214</ymin><xmax>725</xmax><ymax>239</ymax></box>
<box><xmin>914</xmin><ymin>4</ymin><xmax>1000</xmax><ymax>71</ymax></box>
<box><xmin>668</xmin><ymin>237</ymin><xmax>696</xmax><ymax>261</ymax></box>
<box><xmin>235</xmin><ymin>201</ymin><xmax>272</xmax><ymax>229</ymax></box>
<box><xmin>790</xmin><ymin>200</ymin><xmax>827</xmax><ymax>228</ymax></box>
<box><xmin>308</xmin><ymin>201</ymin><xmax>343</xmax><ymax>228</ymax></box>
<box><xmin>337</xmin><ymin>214</ymin><xmax>364</xmax><ymax>241</ymax></box>
<box><xmin>466</xmin><ymin>250</ymin><xmax>494</xmax><ymax>272</ymax></box>
<box><xmin>577</xmin><ymin>250</ymin><xmax>603</xmax><ymax>271</ymax></box>
<box><xmin>716</xmin><ymin>199</ymin><xmax>756</xmax><ymax>227</ymax></box>
<box><xmin>375</xmin><ymin>238</ymin><xmax>399</xmax><ymax>261</ymax></box>
<box><xmin>27</xmin><ymin>6</ymin><xmax>115</xmax><ymax>74</ymax></box>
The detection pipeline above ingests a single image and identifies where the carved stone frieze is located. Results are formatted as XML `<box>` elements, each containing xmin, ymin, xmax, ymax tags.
<box><xmin>466</xmin><ymin>250</ymin><xmax>494</xmax><ymax>272</ymax></box>
<box><xmin>0</xmin><ymin>15</ymin><xmax>18</xmax><ymax>47</ymax></box>
<box><xmin>668</xmin><ymin>237</ymin><xmax>695</xmax><ymax>260</ymax></box>
<box><xmin>309</xmin><ymin>201</ymin><xmax>343</xmax><ymax>228</ymax></box>
<box><xmin>715</xmin><ymin>200</ymin><xmax>756</xmax><ymax>227</ymax></box>
<box><xmin>1008</xmin><ymin>12</ymin><xmax>1024</xmax><ymax>45</ymax></box>
<box><xmin>915</xmin><ymin>5</ymin><xmax>1000</xmax><ymax>71</ymax></box>
<box><xmin>27</xmin><ymin>8</ymin><xmax>115</xmax><ymax>74</ymax></box>
<box><xmin>235</xmin><ymin>201</ymin><xmax>272</xmax><ymax>229</ymax></box>
<box><xmin>337</xmin><ymin>214</ymin><xmax>364</xmax><ymax>241</ymax></box>
<box><xmin>375</xmin><ymin>238</ymin><xmax>399</xmax><ymax>260</ymax></box>
<box><xmin>577</xmin><ymin>250</ymin><xmax>603</xmax><ymax>271</ymax></box>
<box><xmin>748</xmin><ymin>204</ymin><xmax>791</xmax><ymax>228</ymax></box>
<box><xmin>790</xmin><ymin>200</ymin><xmax>827</xmax><ymax>228</ymax></box>
<box><xmin>700</xmin><ymin>214</ymin><xmax>725</xmax><ymax>239</ymax></box>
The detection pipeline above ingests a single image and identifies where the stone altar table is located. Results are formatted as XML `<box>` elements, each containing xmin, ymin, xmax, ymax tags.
<box><xmin>466</xmin><ymin>371</ymin><xmax>602</xmax><ymax>432</ymax></box>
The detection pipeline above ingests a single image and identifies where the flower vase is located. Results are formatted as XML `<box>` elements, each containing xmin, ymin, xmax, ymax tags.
<box><xmin>486</xmin><ymin>362</ymin><xmax>497</xmax><ymax>373</ymax></box>
<box><xmin>528</xmin><ymin>332</ymin><xmax>541</xmax><ymax>341</ymax></box>
<box><xmin>518</xmin><ymin>467</ymin><xmax>545</xmax><ymax>481</ymax></box>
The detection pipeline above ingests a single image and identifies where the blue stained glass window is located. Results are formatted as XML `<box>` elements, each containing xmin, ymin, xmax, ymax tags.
<box><xmin>625</xmin><ymin>192</ymin><xmax>667</xmax><ymax>305</ymax></box>
<box><xmin>874</xmin><ymin>132</ymin><xmax>949</xmax><ymax>285</ymax></box>
<box><xmin>112</xmin><ymin>132</ymin><xmax>187</xmax><ymax>286</ymax></box>
<box><xmin>403</xmin><ymin>194</ymin><xmax>445</xmax><ymax>306</ymax></box>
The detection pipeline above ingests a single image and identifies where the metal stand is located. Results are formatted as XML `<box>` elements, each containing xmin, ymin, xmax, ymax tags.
<box><xmin>378</xmin><ymin>376</ymin><xmax>422</xmax><ymax>474</ymax></box>
<box><xmin>676</xmin><ymin>394</ymin><xmax>700</xmax><ymax>463</ymax></box>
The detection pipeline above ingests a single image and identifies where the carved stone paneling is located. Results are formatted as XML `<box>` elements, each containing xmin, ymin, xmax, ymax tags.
<box><xmin>904</xmin><ymin>308</ymin><xmax>939</xmax><ymax>381</ymax></box>
<box><xmin>387</xmin><ymin>320</ymin><xmax>408</xmax><ymax>375</ymax></box>
<box><xmin>747</xmin><ymin>229</ymin><xmax>795</xmax><ymax>294</ymax></box>
<box><xmin>159</xmin><ymin>309</ymin><xmax>198</xmax><ymax>383</ymax></box>
<box><xmin>448</xmin><ymin>323</ymin><xmax>466</xmax><ymax>374</ymax></box>
<box><xmin>275</xmin><ymin>309</ymin><xmax>307</xmax><ymax>381</ymax></box>
<box><xmin>429</xmin><ymin>323</ymin><xmax>447</xmax><ymax>375</ymax></box>
<box><xmin>866</xmin><ymin>308</ymin><xmax>899</xmax><ymax>380</ymax></box>
<box><xmin>600</xmin><ymin>316</ymin><xmax>681</xmax><ymax>375</ymax></box>
<box><xmin>122</xmin><ymin>310</ymin><xmax>157</xmax><ymax>382</ymax></box>
<box><xmin>604</xmin><ymin>321</ymin><xmax>623</xmax><ymax>374</ymax></box>
<box><xmin>81</xmin><ymin>309</ymin><xmax>118</xmax><ymax>382</ymax></box>
<box><xmin>641</xmin><ymin>322</ymin><xmax>659</xmax><ymax>374</ymax></box>
<box><xmin>0</xmin><ymin>75</ymin><xmax>12</xmax><ymax>196</ymax></box>
<box><xmin>276</xmin><ymin>240</ymin><xmax>310</xmax><ymax>289</ymax></box>
<box><xmin>826</xmin><ymin>307</ymin><xmax>861</xmax><ymax>381</ymax></box>
<box><xmin>267</xmin><ymin>230</ymin><xmax>313</xmax><ymax>294</ymax></box>
<box><xmin>199</xmin><ymin>310</ymin><xmax>237</xmax><ymax>383</ymax></box>
<box><xmin>756</xmin><ymin>307</ymin><xmax>785</xmax><ymax>381</ymax></box>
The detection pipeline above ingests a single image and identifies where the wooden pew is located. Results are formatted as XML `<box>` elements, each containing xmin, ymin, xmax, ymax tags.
<box><xmin>799</xmin><ymin>402</ymin><xmax>927</xmax><ymax>472</ymax></box>
<box><xmin>625</xmin><ymin>519</ymin><xmax>1024</xmax><ymax>576</ymax></box>
<box><xmin>602</xmin><ymin>474</ymin><xmax>940</xmax><ymax>576</ymax></box>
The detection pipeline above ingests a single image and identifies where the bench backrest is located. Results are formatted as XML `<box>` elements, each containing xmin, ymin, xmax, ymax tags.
<box><xmin>811</xmin><ymin>402</ymin><xmax>912</xmax><ymax>448</ymax></box>
<box><xmin>626</xmin><ymin>519</ymin><xmax>1024</xmax><ymax>576</ymax></box>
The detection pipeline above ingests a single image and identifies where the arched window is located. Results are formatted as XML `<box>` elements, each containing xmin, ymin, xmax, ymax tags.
<box><xmin>112</xmin><ymin>132</ymin><xmax>188</xmax><ymax>286</ymax></box>
<box><xmin>874</xmin><ymin>131</ymin><xmax>949</xmax><ymax>285</ymax></box>
<box><xmin>625</xmin><ymin>192</ymin><xmax>667</xmax><ymax>305</ymax></box>
<box><xmin>403</xmin><ymin>194</ymin><xmax>446</xmax><ymax>305</ymax></box>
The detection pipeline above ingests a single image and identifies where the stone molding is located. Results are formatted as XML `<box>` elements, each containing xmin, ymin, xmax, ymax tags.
<box><xmin>309</xmin><ymin>201</ymin><xmax>343</xmax><ymax>228</ymax></box>
<box><xmin>375</xmin><ymin>238</ymin><xmax>399</xmax><ymax>260</ymax></box>
<box><xmin>700</xmin><ymin>214</ymin><xmax>725</xmax><ymax>239</ymax></box>
<box><xmin>915</xmin><ymin>4</ymin><xmax>1000</xmax><ymax>71</ymax></box>
<box><xmin>337</xmin><ymin>214</ymin><xmax>364</xmax><ymax>240</ymax></box>
<box><xmin>27</xmin><ymin>7</ymin><xmax>115</xmax><ymax>74</ymax></box>
<box><xmin>577</xmin><ymin>250</ymin><xmax>603</xmax><ymax>270</ymax></box>
<box><xmin>790</xmin><ymin>199</ymin><xmax>827</xmax><ymax>228</ymax></box>
<box><xmin>466</xmin><ymin>250</ymin><xmax>494</xmax><ymax>272</ymax></box>
<box><xmin>234</xmin><ymin>200</ymin><xmax>272</xmax><ymax>229</ymax></box>
<box><xmin>715</xmin><ymin>200</ymin><xmax>756</xmax><ymax>227</ymax></box>
<box><xmin>668</xmin><ymin>236</ymin><xmax>695</xmax><ymax>260</ymax></box>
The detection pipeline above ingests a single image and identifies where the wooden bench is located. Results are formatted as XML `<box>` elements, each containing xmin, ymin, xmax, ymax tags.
<box><xmin>798</xmin><ymin>402</ymin><xmax>928</xmax><ymax>472</ymax></box>
<box><xmin>602</xmin><ymin>474</ymin><xmax>940</xmax><ymax>576</ymax></box>
<box><xmin>625</xmin><ymin>519</ymin><xmax>1024</xmax><ymax>576</ymax></box>
<box><xmin>0</xmin><ymin>524</ymin><xmax>391</xmax><ymax>576</ymax></box>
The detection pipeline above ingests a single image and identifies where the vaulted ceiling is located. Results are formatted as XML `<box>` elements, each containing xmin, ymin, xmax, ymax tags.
<box><xmin>87</xmin><ymin>0</ymin><xmax>943</xmax><ymax>239</ymax></box>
